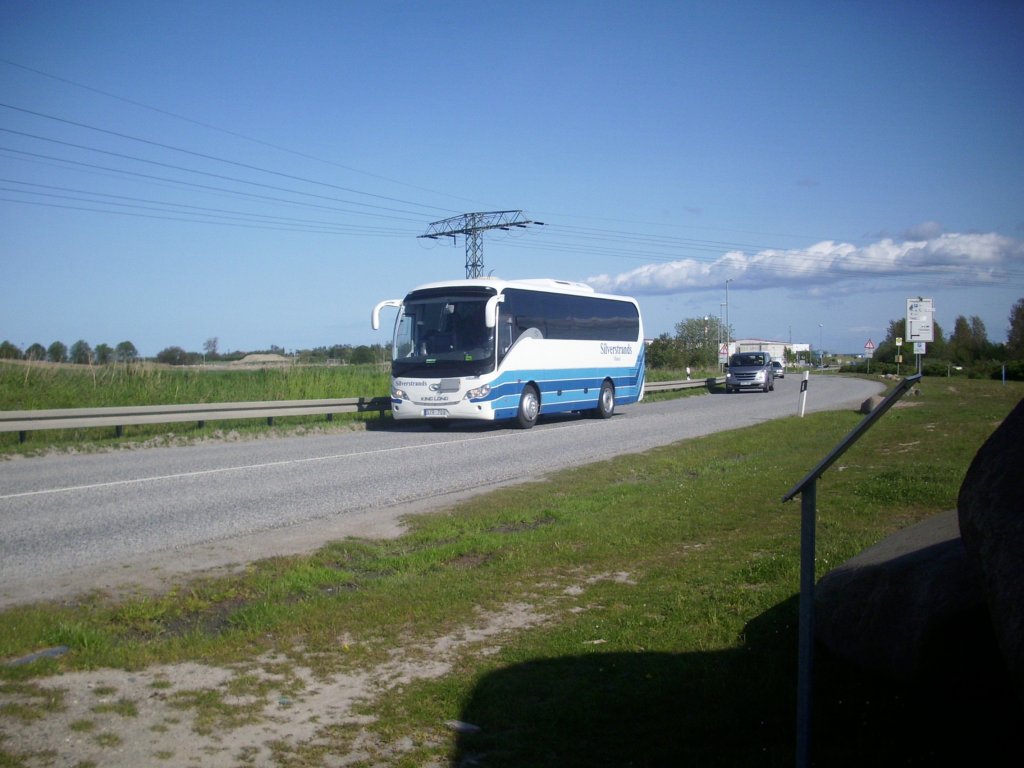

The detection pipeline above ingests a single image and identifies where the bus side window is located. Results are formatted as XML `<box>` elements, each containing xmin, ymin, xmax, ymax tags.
<box><xmin>499</xmin><ymin>318</ymin><xmax>515</xmax><ymax>361</ymax></box>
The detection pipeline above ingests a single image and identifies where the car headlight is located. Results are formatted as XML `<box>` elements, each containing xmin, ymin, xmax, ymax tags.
<box><xmin>464</xmin><ymin>384</ymin><xmax>491</xmax><ymax>400</ymax></box>
<box><xmin>755</xmin><ymin>371</ymin><xmax>765</xmax><ymax>381</ymax></box>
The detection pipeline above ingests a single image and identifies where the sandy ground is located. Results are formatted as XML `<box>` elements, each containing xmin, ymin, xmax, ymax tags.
<box><xmin>2</xmin><ymin>513</ymin><xmax>636</xmax><ymax>768</ymax></box>
<box><xmin>0</xmin><ymin>478</ymin><xmax>517</xmax><ymax>767</ymax></box>
<box><xmin>2</xmin><ymin>600</ymin><xmax>555</xmax><ymax>767</ymax></box>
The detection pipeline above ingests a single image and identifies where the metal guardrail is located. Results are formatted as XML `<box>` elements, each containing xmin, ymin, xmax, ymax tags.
<box><xmin>0</xmin><ymin>377</ymin><xmax>723</xmax><ymax>442</ymax></box>
<box><xmin>644</xmin><ymin>376</ymin><xmax>723</xmax><ymax>392</ymax></box>
<box><xmin>0</xmin><ymin>397</ymin><xmax>392</xmax><ymax>443</ymax></box>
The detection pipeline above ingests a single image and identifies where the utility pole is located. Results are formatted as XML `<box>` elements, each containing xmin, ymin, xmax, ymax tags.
<box><xmin>725</xmin><ymin>279</ymin><xmax>733</xmax><ymax>353</ymax></box>
<box><xmin>419</xmin><ymin>210</ymin><xmax>543</xmax><ymax>278</ymax></box>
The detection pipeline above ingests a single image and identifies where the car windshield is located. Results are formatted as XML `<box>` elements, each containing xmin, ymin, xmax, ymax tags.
<box><xmin>392</xmin><ymin>289</ymin><xmax>496</xmax><ymax>377</ymax></box>
<box><xmin>730</xmin><ymin>354</ymin><xmax>765</xmax><ymax>366</ymax></box>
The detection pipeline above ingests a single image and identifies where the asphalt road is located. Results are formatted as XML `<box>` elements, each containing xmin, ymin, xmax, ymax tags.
<box><xmin>0</xmin><ymin>374</ymin><xmax>884</xmax><ymax>607</ymax></box>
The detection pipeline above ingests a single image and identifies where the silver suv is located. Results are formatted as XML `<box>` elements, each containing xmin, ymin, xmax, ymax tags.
<box><xmin>725</xmin><ymin>352</ymin><xmax>775</xmax><ymax>393</ymax></box>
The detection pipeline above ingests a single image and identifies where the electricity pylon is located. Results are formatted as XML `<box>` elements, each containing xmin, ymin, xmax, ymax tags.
<box><xmin>419</xmin><ymin>210</ymin><xmax>543</xmax><ymax>278</ymax></box>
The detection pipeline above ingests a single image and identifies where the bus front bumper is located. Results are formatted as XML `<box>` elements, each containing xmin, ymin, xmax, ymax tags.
<box><xmin>391</xmin><ymin>399</ymin><xmax>496</xmax><ymax>421</ymax></box>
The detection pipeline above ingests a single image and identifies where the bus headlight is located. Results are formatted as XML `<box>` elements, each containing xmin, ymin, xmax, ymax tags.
<box><xmin>392</xmin><ymin>387</ymin><xmax>409</xmax><ymax>400</ymax></box>
<box><xmin>464</xmin><ymin>384</ymin><xmax>491</xmax><ymax>400</ymax></box>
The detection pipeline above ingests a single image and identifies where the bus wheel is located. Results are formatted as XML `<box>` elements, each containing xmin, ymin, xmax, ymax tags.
<box><xmin>517</xmin><ymin>385</ymin><xmax>540</xmax><ymax>429</ymax></box>
<box><xmin>595</xmin><ymin>380</ymin><xmax>615</xmax><ymax>419</ymax></box>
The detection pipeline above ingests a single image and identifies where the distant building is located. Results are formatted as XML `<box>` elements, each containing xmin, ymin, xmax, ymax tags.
<box><xmin>730</xmin><ymin>339</ymin><xmax>812</xmax><ymax>364</ymax></box>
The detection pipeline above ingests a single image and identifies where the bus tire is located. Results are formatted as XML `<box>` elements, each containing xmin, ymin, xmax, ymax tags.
<box><xmin>595</xmin><ymin>380</ymin><xmax>615</xmax><ymax>419</ymax></box>
<box><xmin>516</xmin><ymin>385</ymin><xmax>540</xmax><ymax>429</ymax></box>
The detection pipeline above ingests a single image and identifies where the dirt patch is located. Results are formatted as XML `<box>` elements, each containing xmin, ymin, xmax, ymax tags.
<box><xmin>231</xmin><ymin>354</ymin><xmax>293</xmax><ymax>365</ymax></box>
<box><xmin>1</xmin><ymin>574</ymin><xmax>634</xmax><ymax>767</ymax></box>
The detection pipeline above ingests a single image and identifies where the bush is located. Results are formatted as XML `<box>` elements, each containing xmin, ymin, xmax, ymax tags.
<box><xmin>155</xmin><ymin>346</ymin><xmax>202</xmax><ymax>366</ymax></box>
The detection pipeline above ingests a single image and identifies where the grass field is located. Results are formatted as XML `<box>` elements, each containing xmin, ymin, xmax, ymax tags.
<box><xmin>0</xmin><ymin>360</ymin><xmax>392</xmax><ymax>409</ymax></box>
<box><xmin>0</xmin><ymin>375</ymin><xmax>1020</xmax><ymax>766</ymax></box>
<box><xmin>0</xmin><ymin>360</ymin><xmax>393</xmax><ymax>453</ymax></box>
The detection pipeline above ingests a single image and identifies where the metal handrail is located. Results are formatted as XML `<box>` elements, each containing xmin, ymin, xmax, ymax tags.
<box><xmin>783</xmin><ymin>373</ymin><xmax>922</xmax><ymax>768</ymax></box>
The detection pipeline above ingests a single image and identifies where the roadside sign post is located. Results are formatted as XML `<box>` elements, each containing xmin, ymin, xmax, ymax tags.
<box><xmin>907</xmin><ymin>298</ymin><xmax>934</xmax><ymax>376</ymax></box>
<box><xmin>863</xmin><ymin>339</ymin><xmax>875</xmax><ymax>375</ymax></box>
<box><xmin>914</xmin><ymin>341</ymin><xmax>926</xmax><ymax>374</ymax></box>
<box><xmin>798</xmin><ymin>371</ymin><xmax>809</xmax><ymax>417</ymax></box>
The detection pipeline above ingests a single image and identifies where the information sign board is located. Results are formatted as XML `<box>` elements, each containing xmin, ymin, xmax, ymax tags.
<box><xmin>907</xmin><ymin>298</ymin><xmax>935</xmax><ymax>342</ymax></box>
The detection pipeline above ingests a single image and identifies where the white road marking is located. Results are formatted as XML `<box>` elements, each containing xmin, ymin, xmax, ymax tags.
<box><xmin>0</xmin><ymin>424</ymin><xmax>577</xmax><ymax>500</ymax></box>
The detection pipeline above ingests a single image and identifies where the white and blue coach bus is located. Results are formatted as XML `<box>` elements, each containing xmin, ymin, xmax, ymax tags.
<box><xmin>372</xmin><ymin>278</ymin><xmax>645</xmax><ymax>428</ymax></box>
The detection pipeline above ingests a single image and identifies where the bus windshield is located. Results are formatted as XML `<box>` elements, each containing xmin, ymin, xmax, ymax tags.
<box><xmin>392</xmin><ymin>287</ymin><xmax>496</xmax><ymax>377</ymax></box>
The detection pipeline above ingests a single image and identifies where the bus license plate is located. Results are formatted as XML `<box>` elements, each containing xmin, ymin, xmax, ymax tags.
<box><xmin>423</xmin><ymin>408</ymin><xmax>449</xmax><ymax>417</ymax></box>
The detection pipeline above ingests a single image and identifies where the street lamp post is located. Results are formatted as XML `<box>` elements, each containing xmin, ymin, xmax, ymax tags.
<box><xmin>703</xmin><ymin>315</ymin><xmax>709</xmax><ymax>367</ymax></box>
<box><xmin>725</xmin><ymin>279</ymin><xmax>733</xmax><ymax>354</ymax></box>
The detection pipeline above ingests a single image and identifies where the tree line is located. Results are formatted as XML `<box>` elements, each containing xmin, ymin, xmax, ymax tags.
<box><xmin>4</xmin><ymin>298</ymin><xmax>1022</xmax><ymax>374</ymax></box>
<box><xmin>0</xmin><ymin>339</ymin><xmax>139</xmax><ymax>364</ymax></box>
<box><xmin>645</xmin><ymin>297</ymin><xmax>1024</xmax><ymax>378</ymax></box>
<box><xmin>856</xmin><ymin>299</ymin><xmax>1024</xmax><ymax>379</ymax></box>
<box><xmin>0</xmin><ymin>336</ymin><xmax>389</xmax><ymax>367</ymax></box>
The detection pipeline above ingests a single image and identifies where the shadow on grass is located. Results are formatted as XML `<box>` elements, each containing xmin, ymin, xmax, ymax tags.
<box><xmin>451</xmin><ymin>596</ymin><xmax>1022</xmax><ymax>767</ymax></box>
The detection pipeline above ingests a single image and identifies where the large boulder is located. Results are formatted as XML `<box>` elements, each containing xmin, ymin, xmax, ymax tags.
<box><xmin>957</xmin><ymin>397</ymin><xmax>1024</xmax><ymax>705</ymax></box>
<box><xmin>815</xmin><ymin>510</ymin><xmax>991</xmax><ymax>682</ymax></box>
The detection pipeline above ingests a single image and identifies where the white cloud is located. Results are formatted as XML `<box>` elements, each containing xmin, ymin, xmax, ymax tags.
<box><xmin>587</xmin><ymin>232</ymin><xmax>1023</xmax><ymax>295</ymax></box>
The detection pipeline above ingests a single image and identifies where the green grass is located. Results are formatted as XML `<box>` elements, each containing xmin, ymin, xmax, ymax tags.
<box><xmin>0</xmin><ymin>376</ymin><xmax>1020</xmax><ymax>766</ymax></box>
<box><xmin>0</xmin><ymin>360</ymin><xmax>391</xmax><ymax>453</ymax></box>
<box><xmin>0</xmin><ymin>360</ymin><xmax>391</xmax><ymax>409</ymax></box>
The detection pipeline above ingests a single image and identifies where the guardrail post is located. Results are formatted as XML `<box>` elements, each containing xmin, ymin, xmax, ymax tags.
<box><xmin>115</xmin><ymin>425</ymin><xmax>123</xmax><ymax>438</ymax></box>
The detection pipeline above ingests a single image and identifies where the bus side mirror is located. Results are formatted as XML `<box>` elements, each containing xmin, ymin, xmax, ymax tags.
<box><xmin>372</xmin><ymin>299</ymin><xmax>401</xmax><ymax>330</ymax></box>
<box><xmin>484</xmin><ymin>294</ymin><xmax>505</xmax><ymax>329</ymax></box>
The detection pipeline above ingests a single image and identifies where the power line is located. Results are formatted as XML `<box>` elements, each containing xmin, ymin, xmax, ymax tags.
<box><xmin>0</xmin><ymin>147</ymin><xmax>421</xmax><ymax>224</ymax></box>
<box><xmin>0</xmin><ymin>180</ymin><xmax>413</xmax><ymax>235</ymax></box>
<box><xmin>0</xmin><ymin>196</ymin><xmax>410</xmax><ymax>236</ymax></box>
<box><xmin>0</xmin><ymin>130</ymin><xmax>441</xmax><ymax>220</ymax></box>
<box><xmin>1</xmin><ymin>73</ymin><xmax>1017</xmax><ymax>289</ymax></box>
<box><xmin>0</xmin><ymin>105</ymin><xmax>456</xmax><ymax>216</ymax></box>
<box><xmin>0</xmin><ymin>57</ymin><xmax>489</xmax><ymax>207</ymax></box>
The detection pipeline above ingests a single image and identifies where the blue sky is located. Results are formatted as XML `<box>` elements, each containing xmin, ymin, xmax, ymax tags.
<box><xmin>2</xmin><ymin>1</ymin><xmax>1022</xmax><ymax>357</ymax></box>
